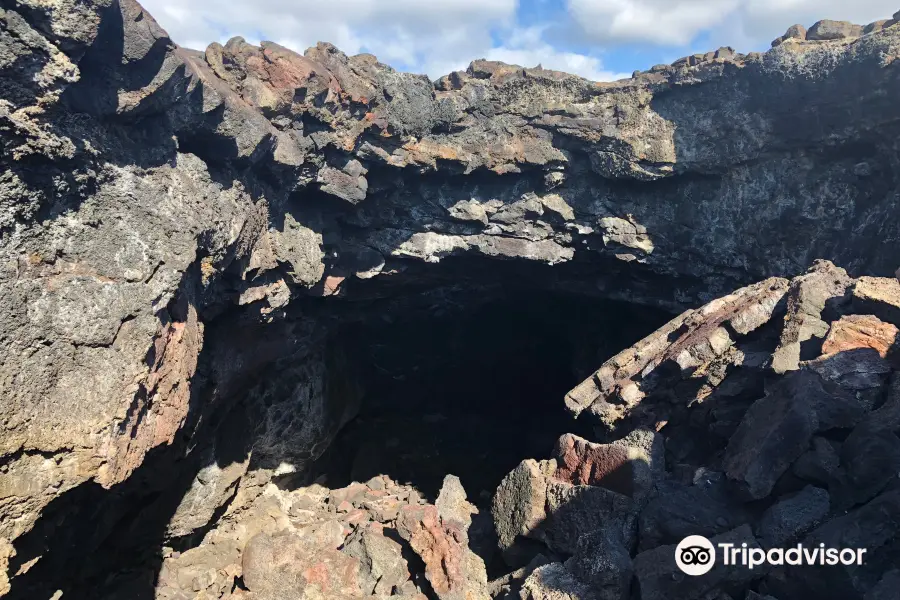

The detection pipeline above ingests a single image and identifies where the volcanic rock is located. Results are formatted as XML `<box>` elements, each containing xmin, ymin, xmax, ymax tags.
<box><xmin>724</xmin><ymin>370</ymin><xmax>864</xmax><ymax>500</ymax></box>
<box><xmin>771</xmin><ymin>260</ymin><xmax>852</xmax><ymax>374</ymax></box>
<box><xmin>552</xmin><ymin>430</ymin><xmax>664</xmax><ymax>504</ymax></box>
<box><xmin>807</xmin><ymin>20</ymin><xmax>864</xmax><ymax>40</ymax></box>
<box><xmin>791</xmin><ymin>437</ymin><xmax>841</xmax><ymax>485</ymax></box>
<box><xmin>520</xmin><ymin>563</ymin><xmax>600</xmax><ymax>600</ymax></box>
<box><xmin>396</xmin><ymin>504</ymin><xmax>489</xmax><ymax>600</ymax></box>
<box><xmin>242</xmin><ymin>530</ymin><xmax>364</xmax><ymax>599</ymax></box>
<box><xmin>565</xmin><ymin>528</ymin><xmax>633</xmax><ymax>600</ymax></box>
<box><xmin>541</xmin><ymin>480</ymin><xmax>636</xmax><ymax>555</ymax></box>
<box><xmin>830</xmin><ymin>380</ymin><xmax>900</xmax><ymax>510</ymax></box>
<box><xmin>638</xmin><ymin>479</ymin><xmax>750</xmax><ymax>551</ymax></box>
<box><xmin>492</xmin><ymin>459</ymin><xmax>557</xmax><ymax>566</ymax></box>
<box><xmin>852</xmin><ymin>277</ymin><xmax>900</xmax><ymax>327</ymax></box>
<box><xmin>634</xmin><ymin>525</ymin><xmax>766</xmax><ymax>600</ymax></box>
<box><xmin>773</xmin><ymin>491</ymin><xmax>900</xmax><ymax>600</ymax></box>
<box><xmin>757</xmin><ymin>486</ymin><xmax>830</xmax><ymax>549</ymax></box>
<box><xmin>342</xmin><ymin>528</ymin><xmax>411</xmax><ymax>597</ymax></box>
<box><xmin>4</xmin><ymin>1</ymin><xmax>900</xmax><ymax>598</ymax></box>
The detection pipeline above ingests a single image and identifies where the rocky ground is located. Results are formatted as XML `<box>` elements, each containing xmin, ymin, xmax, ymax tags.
<box><xmin>3</xmin><ymin>1</ymin><xmax>900</xmax><ymax>598</ymax></box>
<box><xmin>81</xmin><ymin>261</ymin><xmax>900</xmax><ymax>600</ymax></box>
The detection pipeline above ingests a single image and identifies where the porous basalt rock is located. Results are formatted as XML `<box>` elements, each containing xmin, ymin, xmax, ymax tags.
<box><xmin>3</xmin><ymin>1</ymin><xmax>900</xmax><ymax>598</ymax></box>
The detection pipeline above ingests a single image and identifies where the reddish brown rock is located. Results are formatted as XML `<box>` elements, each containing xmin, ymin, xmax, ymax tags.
<box><xmin>552</xmin><ymin>430</ymin><xmax>663</xmax><ymax>502</ymax></box>
<box><xmin>821</xmin><ymin>315</ymin><xmax>899</xmax><ymax>358</ymax></box>
<box><xmin>397</xmin><ymin>504</ymin><xmax>489</xmax><ymax>600</ymax></box>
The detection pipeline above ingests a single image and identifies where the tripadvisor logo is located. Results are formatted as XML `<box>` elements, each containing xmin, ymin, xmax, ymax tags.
<box><xmin>675</xmin><ymin>535</ymin><xmax>868</xmax><ymax>576</ymax></box>
<box><xmin>676</xmin><ymin>536</ymin><xmax>717</xmax><ymax>576</ymax></box>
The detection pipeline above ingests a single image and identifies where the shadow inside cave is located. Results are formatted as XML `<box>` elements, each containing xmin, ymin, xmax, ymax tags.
<box><xmin>4</xmin><ymin>285</ymin><xmax>674</xmax><ymax>600</ymax></box>
<box><xmin>310</xmin><ymin>291</ymin><xmax>673</xmax><ymax>503</ymax></box>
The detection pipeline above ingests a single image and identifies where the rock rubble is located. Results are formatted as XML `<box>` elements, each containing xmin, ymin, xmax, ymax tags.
<box><xmin>2</xmin><ymin>1</ymin><xmax>900</xmax><ymax>598</ymax></box>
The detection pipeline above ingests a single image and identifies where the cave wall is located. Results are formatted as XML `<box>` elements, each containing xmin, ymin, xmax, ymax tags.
<box><xmin>2</xmin><ymin>0</ymin><xmax>900</xmax><ymax>594</ymax></box>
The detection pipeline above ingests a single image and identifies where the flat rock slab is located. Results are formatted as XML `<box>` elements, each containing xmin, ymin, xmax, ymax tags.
<box><xmin>852</xmin><ymin>277</ymin><xmax>900</xmax><ymax>328</ymax></box>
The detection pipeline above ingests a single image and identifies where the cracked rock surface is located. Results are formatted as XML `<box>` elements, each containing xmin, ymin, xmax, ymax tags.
<box><xmin>2</xmin><ymin>1</ymin><xmax>900</xmax><ymax>599</ymax></box>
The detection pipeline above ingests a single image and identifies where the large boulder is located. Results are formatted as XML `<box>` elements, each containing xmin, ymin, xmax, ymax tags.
<box><xmin>830</xmin><ymin>385</ymin><xmax>900</xmax><ymax>510</ymax></box>
<box><xmin>492</xmin><ymin>459</ymin><xmax>557</xmax><ymax>566</ymax></box>
<box><xmin>565</xmin><ymin>528</ymin><xmax>633</xmax><ymax>600</ymax></box>
<box><xmin>852</xmin><ymin>277</ymin><xmax>900</xmax><ymax>327</ymax></box>
<box><xmin>552</xmin><ymin>430</ymin><xmax>664</xmax><ymax>504</ymax></box>
<box><xmin>807</xmin><ymin>20</ymin><xmax>864</xmax><ymax>40</ymax></box>
<box><xmin>771</xmin><ymin>260</ymin><xmax>852</xmax><ymax>374</ymax></box>
<box><xmin>541</xmin><ymin>480</ymin><xmax>636</xmax><ymax>555</ymax></box>
<box><xmin>341</xmin><ymin>527</ymin><xmax>411</xmax><ymax>597</ymax></box>
<box><xmin>724</xmin><ymin>370</ymin><xmax>864</xmax><ymax>499</ymax></box>
<box><xmin>638</xmin><ymin>479</ymin><xmax>750</xmax><ymax>551</ymax></box>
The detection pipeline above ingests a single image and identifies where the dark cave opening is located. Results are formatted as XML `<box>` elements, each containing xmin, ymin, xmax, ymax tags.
<box><xmin>313</xmin><ymin>290</ymin><xmax>673</xmax><ymax>504</ymax></box>
<box><xmin>3</xmin><ymin>277</ymin><xmax>676</xmax><ymax>600</ymax></box>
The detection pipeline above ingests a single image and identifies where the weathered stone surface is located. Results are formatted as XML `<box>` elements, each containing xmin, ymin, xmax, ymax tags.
<box><xmin>792</xmin><ymin>436</ymin><xmax>841</xmax><ymax>485</ymax></box>
<box><xmin>807</xmin><ymin>20</ymin><xmax>864</xmax><ymax>41</ymax></box>
<box><xmin>772</xmin><ymin>24</ymin><xmax>808</xmax><ymax>47</ymax></box>
<box><xmin>771</xmin><ymin>260</ymin><xmax>852</xmax><ymax>374</ymax></box>
<box><xmin>634</xmin><ymin>525</ymin><xmax>766</xmax><ymax>600</ymax></box>
<box><xmin>552</xmin><ymin>430</ymin><xmax>663</xmax><ymax>503</ymax></box>
<box><xmin>342</xmin><ymin>527</ymin><xmax>410</xmax><ymax>597</ymax></box>
<box><xmin>830</xmin><ymin>383</ymin><xmax>900</xmax><ymax>510</ymax></box>
<box><xmin>757</xmin><ymin>486</ymin><xmax>830</xmax><ymax>549</ymax></box>
<box><xmin>492</xmin><ymin>459</ymin><xmax>556</xmax><ymax>565</ymax></box>
<box><xmin>4</xmin><ymin>1</ymin><xmax>900</xmax><ymax>594</ymax></box>
<box><xmin>397</xmin><ymin>504</ymin><xmax>489</xmax><ymax>600</ymax></box>
<box><xmin>541</xmin><ymin>480</ymin><xmax>635</xmax><ymax>555</ymax></box>
<box><xmin>776</xmin><ymin>491</ymin><xmax>900</xmax><ymax>600</ymax></box>
<box><xmin>821</xmin><ymin>315</ymin><xmax>899</xmax><ymax>358</ymax></box>
<box><xmin>566</xmin><ymin>277</ymin><xmax>790</xmax><ymax>429</ymax></box>
<box><xmin>724</xmin><ymin>370</ymin><xmax>864</xmax><ymax>499</ymax></box>
<box><xmin>565</xmin><ymin>528</ymin><xmax>633</xmax><ymax>600</ymax></box>
<box><xmin>242</xmin><ymin>530</ymin><xmax>363</xmax><ymax>599</ymax></box>
<box><xmin>852</xmin><ymin>277</ymin><xmax>900</xmax><ymax>327</ymax></box>
<box><xmin>436</xmin><ymin>474</ymin><xmax>477</xmax><ymax>532</ymax></box>
<box><xmin>520</xmin><ymin>563</ymin><xmax>600</xmax><ymax>600</ymax></box>
<box><xmin>864</xmin><ymin>20</ymin><xmax>892</xmax><ymax>35</ymax></box>
<box><xmin>805</xmin><ymin>347</ymin><xmax>893</xmax><ymax>410</ymax></box>
<box><xmin>638</xmin><ymin>479</ymin><xmax>749</xmax><ymax>551</ymax></box>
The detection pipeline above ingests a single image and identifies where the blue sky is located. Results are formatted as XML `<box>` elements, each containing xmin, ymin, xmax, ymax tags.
<box><xmin>141</xmin><ymin>0</ymin><xmax>899</xmax><ymax>81</ymax></box>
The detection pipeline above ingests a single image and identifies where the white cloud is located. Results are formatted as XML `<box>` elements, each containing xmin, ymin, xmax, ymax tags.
<box><xmin>566</xmin><ymin>0</ymin><xmax>899</xmax><ymax>47</ymax></box>
<box><xmin>140</xmin><ymin>0</ymin><xmax>517</xmax><ymax>79</ymax></box>
<box><xmin>568</xmin><ymin>0</ymin><xmax>739</xmax><ymax>46</ymax></box>
<box><xmin>485</xmin><ymin>27</ymin><xmax>631</xmax><ymax>81</ymax></box>
<box><xmin>140</xmin><ymin>0</ymin><xmax>625</xmax><ymax>81</ymax></box>
<box><xmin>139</xmin><ymin>0</ymin><xmax>899</xmax><ymax>85</ymax></box>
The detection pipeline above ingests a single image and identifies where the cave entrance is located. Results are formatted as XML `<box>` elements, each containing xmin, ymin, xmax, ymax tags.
<box><xmin>313</xmin><ymin>289</ymin><xmax>673</xmax><ymax>504</ymax></box>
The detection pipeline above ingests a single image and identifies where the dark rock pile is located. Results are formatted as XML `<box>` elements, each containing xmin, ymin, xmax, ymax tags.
<box><xmin>496</xmin><ymin>262</ymin><xmax>900</xmax><ymax>600</ymax></box>
<box><xmin>125</xmin><ymin>262</ymin><xmax>900</xmax><ymax>600</ymax></box>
